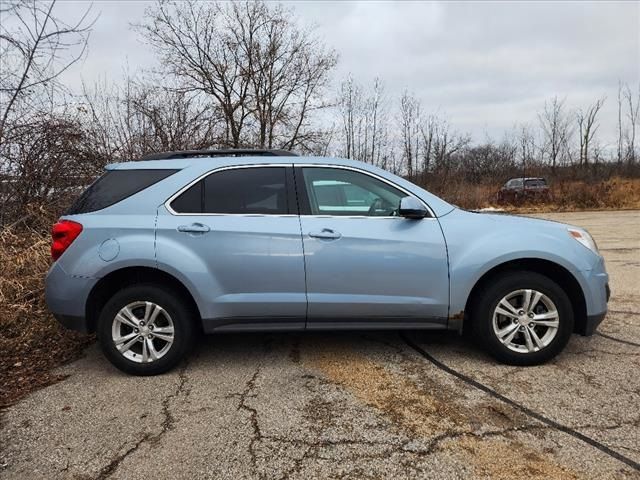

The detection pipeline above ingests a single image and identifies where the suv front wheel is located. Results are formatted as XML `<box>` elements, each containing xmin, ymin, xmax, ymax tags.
<box><xmin>97</xmin><ymin>284</ymin><xmax>195</xmax><ymax>375</ymax></box>
<box><xmin>472</xmin><ymin>271</ymin><xmax>574</xmax><ymax>365</ymax></box>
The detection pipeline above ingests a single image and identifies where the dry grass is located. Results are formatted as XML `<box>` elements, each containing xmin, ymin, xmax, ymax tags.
<box><xmin>304</xmin><ymin>341</ymin><xmax>578</xmax><ymax>479</ymax></box>
<box><xmin>0</xmin><ymin>209</ymin><xmax>93</xmax><ymax>407</ymax></box>
<box><xmin>438</xmin><ymin>177</ymin><xmax>640</xmax><ymax>211</ymax></box>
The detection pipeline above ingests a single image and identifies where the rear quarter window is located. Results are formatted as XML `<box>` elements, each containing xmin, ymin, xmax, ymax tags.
<box><xmin>66</xmin><ymin>169</ymin><xmax>178</xmax><ymax>214</ymax></box>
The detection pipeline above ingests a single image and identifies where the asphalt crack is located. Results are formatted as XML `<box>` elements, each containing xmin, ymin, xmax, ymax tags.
<box><xmin>268</xmin><ymin>423</ymin><xmax>555</xmax><ymax>479</ymax></box>
<box><xmin>415</xmin><ymin>423</ymin><xmax>550</xmax><ymax>457</ymax></box>
<box><xmin>93</xmin><ymin>361</ymin><xmax>191</xmax><ymax>479</ymax></box>
<box><xmin>94</xmin><ymin>433</ymin><xmax>153</xmax><ymax>480</ymax></box>
<box><xmin>595</xmin><ymin>331</ymin><xmax>640</xmax><ymax>348</ymax></box>
<box><xmin>158</xmin><ymin>361</ymin><xmax>191</xmax><ymax>435</ymax></box>
<box><xmin>234</xmin><ymin>366</ymin><xmax>263</xmax><ymax>475</ymax></box>
<box><xmin>564</xmin><ymin>348</ymin><xmax>640</xmax><ymax>357</ymax></box>
<box><xmin>608</xmin><ymin>309</ymin><xmax>640</xmax><ymax>316</ymax></box>
<box><xmin>401</xmin><ymin>333</ymin><xmax>640</xmax><ymax>472</ymax></box>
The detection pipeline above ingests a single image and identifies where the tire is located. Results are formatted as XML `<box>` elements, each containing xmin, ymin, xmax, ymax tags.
<box><xmin>471</xmin><ymin>271</ymin><xmax>573</xmax><ymax>365</ymax></box>
<box><xmin>97</xmin><ymin>284</ymin><xmax>196</xmax><ymax>375</ymax></box>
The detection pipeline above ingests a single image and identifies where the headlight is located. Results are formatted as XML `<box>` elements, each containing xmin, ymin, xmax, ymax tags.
<box><xmin>568</xmin><ymin>228</ymin><xmax>599</xmax><ymax>254</ymax></box>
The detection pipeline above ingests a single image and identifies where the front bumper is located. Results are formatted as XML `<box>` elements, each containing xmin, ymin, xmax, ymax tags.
<box><xmin>574</xmin><ymin>254</ymin><xmax>609</xmax><ymax>335</ymax></box>
<box><xmin>584</xmin><ymin>311</ymin><xmax>607</xmax><ymax>336</ymax></box>
<box><xmin>582</xmin><ymin>283</ymin><xmax>611</xmax><ymax>335</ymax></box>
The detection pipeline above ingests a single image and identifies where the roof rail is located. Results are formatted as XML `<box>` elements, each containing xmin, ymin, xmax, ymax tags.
<box><xmin>139</xmin><ymin>149</ymin><xmax>297</xmax><ymax>160</ymax></box>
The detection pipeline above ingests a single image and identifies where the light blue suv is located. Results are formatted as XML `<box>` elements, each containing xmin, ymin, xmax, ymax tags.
<box><xmin>45</xmin><ymin>149</ymin><xmax>609</xmax><ymax>375</ymax></box>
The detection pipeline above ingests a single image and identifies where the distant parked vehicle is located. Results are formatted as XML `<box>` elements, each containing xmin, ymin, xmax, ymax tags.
<box><xmin>497</xmin><ymin>177</ymin><xmax>551</xmax><ymax>204</ymax></box>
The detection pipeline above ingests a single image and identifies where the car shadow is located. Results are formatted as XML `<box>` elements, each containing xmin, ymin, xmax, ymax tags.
<box><xmin>191</xmin><ymin>328</ymin><xmax>484</xmax><ymax>362</ymax></box>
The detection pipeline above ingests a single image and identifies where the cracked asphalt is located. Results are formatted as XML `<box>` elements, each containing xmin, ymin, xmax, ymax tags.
<box><xmin>1</xmin><ymin>210</ymin><xmax>639</xmax><ymax>479</ymax></box>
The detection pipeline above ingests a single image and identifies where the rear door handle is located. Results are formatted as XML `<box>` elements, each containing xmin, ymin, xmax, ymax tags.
<box><xmin>309</xmin><ymin>228</ymin><xmax>341</xmax><ymax>240</ymax></box>
<box><xmin>177</xmin><ymin>222</ymin><xmax>210</xmax><ymax>234</ymax></box>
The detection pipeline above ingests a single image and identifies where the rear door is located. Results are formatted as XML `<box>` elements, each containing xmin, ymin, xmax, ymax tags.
<box><xmin>295</xmin><ymin>165</ymin><xmax>450</xmax><ymax>329</ymax></box>
<box><xmin>156</xmin><ymin>165</ymin><xmax>307</xmax><ymax>331</ymax></box>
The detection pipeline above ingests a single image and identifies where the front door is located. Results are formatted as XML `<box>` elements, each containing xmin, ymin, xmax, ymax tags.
<box><xmin>156</xmin><ymin>165</ymin><xmax>307</xmax><ymax>331</ymax></box>
<box><xmin>295</xmin><ymin>166</ymin><xmax>449</xmax><ymax>329</ymax></box>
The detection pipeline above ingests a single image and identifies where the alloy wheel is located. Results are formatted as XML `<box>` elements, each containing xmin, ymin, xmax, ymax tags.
<box><xmin>111</xmin><ymin>301</ymin><xmax>175</xmax><ymax>363</ymax></box>
<box><xmin>492</xmin><ymin>289</ymin><xmax>559</xmax><ymax>354</ymax></box>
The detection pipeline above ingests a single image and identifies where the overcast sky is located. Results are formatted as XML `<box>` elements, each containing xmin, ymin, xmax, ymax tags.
<box><xmin>56</xmin><ymin>0</ymin><xmax>640</xmax><ymax>148</ymax></box>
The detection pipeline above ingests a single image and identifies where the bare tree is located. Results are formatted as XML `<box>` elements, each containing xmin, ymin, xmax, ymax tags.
<box><xmin>398</xmin><ymin>90</ymin><xmax>421</xmax><ymax>177</ymax></box>
<box><xmin>80</xmin><ymin>77</ymin><xmax>223</xmax><ymax>165</ymax></box>
<box><xmin>137</xmin><ymin>0</ymin><xmax>336</xmax><ymax>150</ymax></box>
<box><xmin>622</xmin><ymin>83</ymin><xmax>639</xmax><ymax>165</ymax></box>
<box><xmin>458</xmin><ymin>138</ymin><xmax>518</xmax><ymax>184</ymax></box>
<box><xmin>337</xmin><ymin>76</ymin><xmax>389</xmax><ymax>165</ymax></box>
<box><xmin>419</xmin><ymin>114</ymin><xmax>436</xmax><ymax>180</ymax></box>
<box><xmin>431</xmin><ymin>117</ymin><xmax>471</xmax><ymax>181</ymax></box>
<box><xmin>0</xmin><ymin>1</ymin><xmax>95</xmax><ymax>222</ymax></box>
<box><xmin>339</xmin><ymin>76</ymin><xmax>361</xmax><ymax>159</ymax></box>
<box><xmin>367</xmin><ymin>77</ymin><xmax>386</xmax><ymax>165</ymax></box>
<box><xmin>617</xmin><ymin>81</ymin><xmax>625</xmax><ymax>165</ymax></box>
<box><xmin>0</xmin><ymin>0</ymin><xmax>94</xmax><ymax>143</ymax></box>
<box><xmin>517</xmin><ymin>123</ymin><xmax>536</xmax><ymax>179</ymax></box>
<box><xmin>412</xmin><ymin>109</ymin><xmax>471</xmax><ymax>185</ymax></box>
<box><xmin>576</xmin><ymin>97</ymin><xmax>606</xmax><ymax>166</ymax></box>
<box><xmin>538</xmin><ymin>96</ymin><xmax>572</xmax><ymax>171</ymax></box>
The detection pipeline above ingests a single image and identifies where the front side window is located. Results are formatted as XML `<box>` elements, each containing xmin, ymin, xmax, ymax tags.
<box><xmin>170</xmin><ymin>167</ymin><xmax>288</xmax><ymax>214</ymax></box>
<box><xmin>301</xmin><ymin>167</ymin><xmax>405</xmax><ymax>216</ymax></box>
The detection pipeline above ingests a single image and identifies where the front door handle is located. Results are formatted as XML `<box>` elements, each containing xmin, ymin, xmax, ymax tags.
<box><xmin>177</xmin><ymin>222</ymin><xmax>210</xmax><ymax>234</ymax></box>
<box><xmin>309</xmin><ymin>228</ymin><xmax>341</xmax><ymax>240</ymax></box>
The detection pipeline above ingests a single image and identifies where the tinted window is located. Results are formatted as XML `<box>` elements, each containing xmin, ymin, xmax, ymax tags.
<box><xmin>525</xmin><ymin>179</ymin><xmax>547</xmax><ymax>187</ymax></box>
<box><xmin>302</xmin><ymin>168</ymin><xmax>405</xmax><ymax>216</ymax></box>
<box><xmin>171</xmin><ymin>167</ymin><xmax>288</xmax><ymax>214</ymax></box>
<box><xmin>170</xmin><ymin>180</ymin><xmax>203</xmax><ymax>213</ymax></box>
<box><xmin>66</xmin><ymin>169</ymin><xmax>178</xmax><ymax>214</ymax></box>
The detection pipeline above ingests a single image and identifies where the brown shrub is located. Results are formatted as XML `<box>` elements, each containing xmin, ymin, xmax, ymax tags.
<box><xmin>0</xmin><ymin>208</ymin><xmax>93</xmax><ymax>407</ymax></box>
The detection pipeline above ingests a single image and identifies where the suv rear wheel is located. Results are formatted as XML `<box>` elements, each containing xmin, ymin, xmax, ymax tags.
<box><xmin>471</xmin><ymin>271</ymin><xmax>574</xmax><ymax>365</ymax></box>
<box><xmin>97</xmin><ymin>284</ymin><xmax>195</xmax><ymax>375</ymax></box>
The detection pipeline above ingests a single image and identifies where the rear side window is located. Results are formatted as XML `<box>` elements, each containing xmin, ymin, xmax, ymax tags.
<box><xmin>525</xmin><ymin>179</ymin><xmax>547</xmax><ymax>187</ymax></box>
<box><xmin>170</xmin><ymin>167</ymin><xmax>288</xmax><ymax>215</ymax></box>
<box><xmin>66</xmin><ymin>169</ymin><xmax>178</xmax><ymax>214</ymax></box>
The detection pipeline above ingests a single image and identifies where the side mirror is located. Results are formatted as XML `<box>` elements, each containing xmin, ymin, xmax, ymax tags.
<box><xmin>398</xmin><ymin>196</ymin><xmax>428</xmax><ymax>219</ymax></box>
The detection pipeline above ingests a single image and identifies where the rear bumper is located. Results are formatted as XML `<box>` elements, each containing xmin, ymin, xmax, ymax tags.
<box><xmin>53</xmin><ymin>314</ymin><xmax>91</xmax><ymax>333</ymax></box>
<box><xmin>45</xmin><ymin>262</ymin><xmax>96</xmax><ymax>333</ymax></box>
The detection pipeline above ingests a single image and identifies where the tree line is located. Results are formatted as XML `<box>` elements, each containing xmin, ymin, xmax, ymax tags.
<box><xmin>1</xmin><ymin>0</ymin><xmax>638</xmax><ymax>223</ymax></box>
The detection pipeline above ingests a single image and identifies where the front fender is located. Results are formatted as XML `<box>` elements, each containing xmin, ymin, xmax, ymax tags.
<box><xmin>439</xmin><ymin>209</ymin><xmax>597</xmax><ymax>316</ymax></box>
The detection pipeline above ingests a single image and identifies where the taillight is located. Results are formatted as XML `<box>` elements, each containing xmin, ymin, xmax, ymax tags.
<box><xmin>51</xmin><ymin>220</ymin><xmax>83</xmax><ymax>260</ymax></box>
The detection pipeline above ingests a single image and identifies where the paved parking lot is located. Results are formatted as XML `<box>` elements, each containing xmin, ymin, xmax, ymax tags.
<box><xmin>1</xmin><ymin>210</ymin><xmax>639</xmax><ymax>479</ymax></box>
